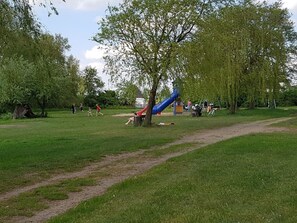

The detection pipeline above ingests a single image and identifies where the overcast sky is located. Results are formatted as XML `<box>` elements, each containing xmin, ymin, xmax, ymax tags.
<box><xmin>32</xmin><ymin>0</ymin><xmax>297</xmax><ymax>89</ymax></box>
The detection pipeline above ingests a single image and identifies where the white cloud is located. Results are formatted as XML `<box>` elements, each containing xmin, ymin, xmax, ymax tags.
<box><xmin>282</xmin><ymin>0</ymin><xmax>297</xmax><ymax>10</ymax></box>
<box><xmin>84</xmin><ymin>61</ymin><xmax>116</xmax><ymax>89</ymax></box>
<box><xmin>31</xmin><ymin>0</ymin><xmax>123</xmax><ymax>11</ymax></box>
<box><xmin>50</xmin><ymin>0</ymin><xmax>122</xmax><ymax>11</ymax></box>
<box><xmin>264</xmin><ymin>0</ymin><xmax>297</xmax><ymax>10</ymax></box>
<box><xmin>87</xmin><ymin>61</ymin><xmax>105</xmax><ymax>72</ymax></box>
<box><xmin>85</xmin><ymin>45</ymin><xmax>106</xmax><ymax>60</ymax></box>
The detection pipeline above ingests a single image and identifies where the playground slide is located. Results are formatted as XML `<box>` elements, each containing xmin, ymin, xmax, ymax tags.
<box><xmin>152</xmin><ymin>89</ymin><xmax>179</xmax><ymax>114</ymax></box>
<box><xmin>136</xmin><ymin>89</ymin><xmax>179</xmax><ymax>116</ymax></box>
<box><xmin>136</xmin><ymin>105</ymin><xmax>148</xmax><ymax>116</ymax></box>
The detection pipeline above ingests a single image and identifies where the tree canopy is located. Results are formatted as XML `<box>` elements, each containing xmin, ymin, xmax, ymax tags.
<box><xmin>94</xmin><ymin>0</ymin><xmax>232</xmax><ymax>125</ymax></box>
<box><xmin>181</xmin><ymin>0</ymin><xmax>297</xmax><ymax>113</ymax></box>
<box><xmin>0</xmin><ymin>0</ymin><xmax>82</xmax><ymax>116</ymax></box>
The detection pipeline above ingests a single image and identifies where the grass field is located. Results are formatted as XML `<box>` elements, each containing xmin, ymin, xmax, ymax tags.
<box><xmin>0</xmin><ymin>107</ymin><xmax>297</xmax><ymax>222</ymax></box>
<box><xmin>49</xmin><ymin>132</ymin><xmax>297</xmax><ymax>223</ymax></box>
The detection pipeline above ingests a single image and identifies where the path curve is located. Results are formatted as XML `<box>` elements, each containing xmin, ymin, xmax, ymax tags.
<box><xmin>2</xmin><ymin>117</ymin><xmax>291</xmax><ymax>223</ymax></box>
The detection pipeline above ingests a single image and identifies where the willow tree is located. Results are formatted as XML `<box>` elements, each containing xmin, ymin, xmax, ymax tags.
<box><xmin>182</xmin><ymin>1</ymin><xmax>297</xmax><ymax>113</ymax></box>
<box><xmin>0</xmin><ymin>0</ymin><xmax>65</xmax><ymax>58</ymax></box>
<box><xmin>94</xmin><ymin>0</ymin><xmax>233</xmax><ymax>126</ymax></box>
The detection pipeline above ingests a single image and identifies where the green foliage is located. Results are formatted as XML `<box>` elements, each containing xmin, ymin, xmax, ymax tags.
<box><xmin>0</xmin><ymin>33</ymin><xmax>78</xmax><ymax>115</ymax></box>
<box><xmin>0</xmin><ymin>57</ymin><xmax>35</xmax><ymax>105</ymax></box>
<box><xmin>157</xmin><ymin>85</ymin><xmax>171</xmax><ymax>101</ymax></box>
<box><xmin>81</xmin><ymin>66</ymin><xmax>105</xmax><ymax>107</ymax></box>
<box><xmin>97</xmin><ymin>90</ymin><xmax>120</xmax><ymax>107</ymax></box>
<box><xmin>94</xmin><ymin>0</ymin><xmax>228</xmax><ymax>125</ymax></box>
<box><xmin>116</xmin><ymin>82</ymin><xmax>139</xmax><ymax>106</ymax></box>
<box><xmin>82</xmin><ymin>66</ymin><xmax>104</xmax><ymax>97</ymax></box>
<box><xmin>0</xmin><ymin>1</ymin><xmax>41</xmax><ymax>58</ymax></box>
<box><xmin>58</xmin><ymin>55</ymin><xmax>82</xmax><ymax>107</ymax></box>
<box><xmin>181</xmin><ymin>1</ymin><xmax>297</xmax><ymax>113</ymax></box>
<box><xmin>0</xmin><ymin>1</ymin><xmax>81</xmax><ymax>114</ymax></box>
<box><xmin>278</xmin><ymin>87</ymin><xmax>297</xmax><ymax>106</ymax></box>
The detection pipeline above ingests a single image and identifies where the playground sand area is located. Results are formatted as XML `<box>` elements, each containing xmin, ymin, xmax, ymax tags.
<box><xmin>113</xmin><ymin>112</ymin><xmax>189</xmax><ymax>117</ymax></box>
<box><xmin>2</xmin><ymin>117</ymin><xmax>291</xmax><ymax>223</ymax></box>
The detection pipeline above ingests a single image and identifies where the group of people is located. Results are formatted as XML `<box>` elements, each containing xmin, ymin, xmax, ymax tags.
<box><xmin>92</xmin><ymin>104</ymin><xmax>104</xmax><ymax>116</ymax></box>
<box><xmin>71</xmin><ymin>103</ymin><xmax>103</xmax><ymax>116</ymax></box>
<box><xmin>186</xmin><ymin>99</ymin><xmax>217</xmax><ymax>116</ymax></box>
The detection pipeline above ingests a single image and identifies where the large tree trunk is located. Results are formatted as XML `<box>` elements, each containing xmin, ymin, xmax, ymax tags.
<box><xmin>37</xmin><ymin>96</ymin><xmax>47</xmax><ymax>117</ymax></box>
<box><xmin>229</xmin><ymin>99</ymin><xmax>237</xmax><ymax>114</ymax></box>
<box><xmin>13</xmin><ymin>104</ymin><xmax>36</xmax><ymax>119</ymax></box>
<box><xmin>248</xmin><ymin>100</ymin><xmax>256</xmax><ymax>109</ymax></box>
<box><xmin>143</xmin><ymin>80</ymin><xmax>158</xmax><ymax>127</ymax></box>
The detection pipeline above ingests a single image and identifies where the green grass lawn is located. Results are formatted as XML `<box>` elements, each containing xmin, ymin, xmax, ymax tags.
<box><xmin>0</xmin><ymin>107</ymin><xmax>296</xmax><ymax>222</ymax></box>
<box><xmin>0</xmin><ymin>108</ymin><xmax>295</xmax><ymax>194</ymax></box>
<box><xmin>49</xmin><ymin>131</ymin><xmax>297</xmax><ymax>223</ymax></box>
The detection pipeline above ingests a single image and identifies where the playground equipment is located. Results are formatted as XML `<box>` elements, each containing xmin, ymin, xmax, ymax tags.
<box><xmin>136</xmin><ymin>88</ymin><xmax>179</xmax><ymax>117</ymax></box>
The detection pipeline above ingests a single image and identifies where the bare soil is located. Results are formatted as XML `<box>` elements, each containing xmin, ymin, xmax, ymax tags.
<box><xmin>1</xmin><ymin>117</ymin><xmax>291</xmax><ymax>223</ymax></box>
<box><xmin>0</xmin><ymin>124</ymin><xmax>26</xmax><ymax>129</ymax></box>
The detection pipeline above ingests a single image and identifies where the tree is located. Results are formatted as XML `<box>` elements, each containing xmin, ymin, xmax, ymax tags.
<box><xmin>0</xmin><ymin>57</ymin><xmax>35</xmax><ymax>107</ymax></box>
<box><xmin>30</xmin><ymin>34</ymin><xmax>72</xmax><ymax>115</ymax></box>
<box><xmin>157</xmin><ymin>85</ymin><xmax>171</xmax><ymax>101</ymax></box>
<box><xmin>60</xmin><ymin>55</ymin><xmax>83</xmax><ymax>105</ymax></box>
<box><xmin>82</xmin><ymin>66</ymin><xmax>105</xmax><ymax>107</ymax></box>
<box><xmin>94</xmin><ymin>0</ymin><xmax>231</xmax><ymax>126</ymax></box>
<box><xmin>182</xmin><ymin>1</ymin><xmax>297</xmax><ymax>113</ymax></box>
<box><xmin>0</xmin><ymin>0</ymin><xmax>40</xmax><ymax>59</ymax></box>
<box><xmin>0</xmin><ymin>33</ymin><xmax>76</xmax><ymax>116</ymax></box>
<box><xmin>97</xmin><ymin>90</ymin><xmax>119</xmax><ymax>107</ymax></box>
<box><xmin>116</xmin><ymin>81</ymin><xmax>139</xmax><ymax>106</ymax></box>
<box><xmin>279</xmin><ymin>86</ymin><xmax>297</xmax><ymax>106</ymax></box>
<box><xmin>0</xmin><ymin>0</ymin><xmax>79</xmax><ymax>116</ymax></box>
<box><xmin>0</xmin><ymin>0</ymin><xmax>65</xmax><ymax>58</ymax></box>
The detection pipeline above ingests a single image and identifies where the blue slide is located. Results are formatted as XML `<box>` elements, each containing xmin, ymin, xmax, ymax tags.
<box><xmin>152</xmin><ymin>89</ymin><xmax>179</xmax><ymax>114</ymax></box>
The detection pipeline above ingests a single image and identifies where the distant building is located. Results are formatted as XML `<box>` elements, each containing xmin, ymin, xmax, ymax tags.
<box><xmin>135</xmin><ymin>89</ymin><xmax>146</xmax><ymax>108</ymax></box>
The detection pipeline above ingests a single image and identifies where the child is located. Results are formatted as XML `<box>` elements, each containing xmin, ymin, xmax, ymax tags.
<box><xmin>96</xmin><ymin>104</ymin><xmax>103</xmax><ymax>116</ymax></box>
<box><xmin>88</xmin><ymin>107</ymin><xmax>93</xmax><ymax>116</ymax></box>
<box><xmin>125</xmin><ymin>112</ymin><xmax>137</xmax><ymax>125</ymax></box>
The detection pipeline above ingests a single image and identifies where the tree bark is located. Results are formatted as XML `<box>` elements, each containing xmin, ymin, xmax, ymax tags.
<box><xmin>37</xmin><ymin>96</ymin><xmax>47</xmax><ymax>117</ymax></box>
<box><xmin>143</xmin><ymin>80</ymin><xmax>158</xmax><ymax>127</ymax></box>
<box><xmin>248</xmin><ymin>100</ymin><xmax>256</xmax><ymax>109</ymax></box>
<box><xmin>13</xmin><ymin>104</ymin><xmax>36</xmax><ymax>119</ymax></box>
<box><xmin>229</xmin><ymin>100</ymin><xmax>237</xmax><ymax>114</ymax></box>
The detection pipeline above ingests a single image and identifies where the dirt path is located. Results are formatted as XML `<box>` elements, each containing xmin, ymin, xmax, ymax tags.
<box><xmin>2</xmin><ymin>117</ymin><xmax>291</xmax><ymax>223</ymax></box>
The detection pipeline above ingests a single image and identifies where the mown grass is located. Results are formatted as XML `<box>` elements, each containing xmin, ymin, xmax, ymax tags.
<box><xmin>0</xmin><ymin>107</ymin><xmax>296</xmax><ymax>222</ymax></box>
<box><xmin>49</xmin><ymin>130</ymin><xmax>297</xmax><ymax>223</ymax></box>
<box><xmin>0</xmin><ymin>178</ymin><xmax>96</xmax><ymax>219</ymax></box>
<box><xmin>0</xmin><ymin>108</ymin><xmax>296</xmax><ymax>194</ymax></box>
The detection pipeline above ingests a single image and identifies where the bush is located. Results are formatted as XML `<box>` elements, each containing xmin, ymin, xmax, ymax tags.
<box><xmin>278</xmin><ymin>88</ymin><xmax>297</xmax><ymax>106</ymax></box>
<box><xmin>0</xmin><ymin>112</ymin><xmax>12</xmax><ymax>120</ymax></box>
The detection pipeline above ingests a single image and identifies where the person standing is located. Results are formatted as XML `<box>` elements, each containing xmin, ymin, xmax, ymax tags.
<box><xmin>71</xmin><ymin>104</ymin><xmax>75</xmax><ymax>114</ymax></box>
<box><xmin>187</xmin><ymin>100</ymin><xmax>192</xmax><ymax>112</ymax></box>
<box><xmin>96</xmin><ymin>104</ymin><xmax>103</xmax><ymax>116</ymax></box>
